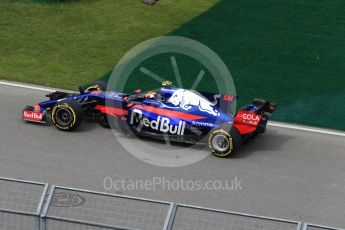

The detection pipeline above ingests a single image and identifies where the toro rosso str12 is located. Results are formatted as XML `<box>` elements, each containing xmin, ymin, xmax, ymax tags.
<box><xmin>22</xmin><ymin>81</ymin><xmax>276</xmax><ymax>158</ymax></box>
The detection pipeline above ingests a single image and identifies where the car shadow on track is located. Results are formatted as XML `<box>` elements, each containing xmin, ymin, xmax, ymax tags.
<box><xmin>230</xmin><ymin>129</ymin><xmax>294</xmax><ymax>159</ymax></box>
<box><xmin>74</xmin><ymin>119</ymin><xmax>101</xmax><ymax>132</ymax></box>
<box><xmin>135</xmin><ymin>135</ymin><xmax>207</xmax><ymax>151</ymax></box>
<box><xmin>21</xmin><ymin>118</ymin><xmax>100</xmax><ymax>133</ymax></box>
<box><xmin>105</xmin><ymin>128</ymin><xmax>294</xmax><ymax>160</ymax></box>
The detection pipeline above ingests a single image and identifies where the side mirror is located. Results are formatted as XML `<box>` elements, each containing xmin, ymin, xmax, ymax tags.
<box><xmin>134</xmin><ymin>89</ymin><xmax>142</xmax><ymax>94</ymax></box>
<box><xmin>79</xmin><ymin>87</ymin><xmax>85</xmax><ymax>95</ymax></box>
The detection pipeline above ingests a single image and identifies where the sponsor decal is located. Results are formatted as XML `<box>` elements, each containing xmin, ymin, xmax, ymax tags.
<box><xmin>192</xmin><ymin>121</ymin><xmax>214</xmax><ymax>128</ymax></box>
<box><xmin>235</xmin><ymin>111</ymin><xmax>261</xmax><ymax>126</ymax></box>
<box><xmin>223</xmin><ymin>94</ymin><xmax>234</xmax><ymax>102</ymax></box>
<box><xmin>242</xmin><ymin>113</ymin><xmax>260</xmax><ymax>121</ymax></box>
<box><xmin>130</xmin><ymin>109</ymin><xmax>186</xmax><ymax>135</ymax></box>
<box><xmin>167</xmin><ymin>89</ymin><xmax>220</xmax><ymax>116</ymax></box>
<box><xmin>23</xmin><ymin>110</ymin><xmax>43</xmax><ymax>121</ymax></box>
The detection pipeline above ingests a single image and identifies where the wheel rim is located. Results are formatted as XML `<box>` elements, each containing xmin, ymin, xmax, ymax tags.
<box><xmin>212</xmin><ymin>134</ymin><xmax>229</xmax><ymax>152</ymax></box>
<box><xmin>56</xmin><ymin>108</ymin><xmax>72</xmax><ymax>125</ymax></box>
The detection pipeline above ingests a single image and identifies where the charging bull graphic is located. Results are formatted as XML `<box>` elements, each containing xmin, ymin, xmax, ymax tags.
<box><xmin>167</xmin><ymin>89</ymin><xmax>220</xmax><ymax>116</ymax></box>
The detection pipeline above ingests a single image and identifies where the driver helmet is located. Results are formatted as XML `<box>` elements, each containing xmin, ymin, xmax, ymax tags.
<box><xmin>144</xmin><ymin>91</ymin><xmax>156</xmax><ymax>100</ymax></box>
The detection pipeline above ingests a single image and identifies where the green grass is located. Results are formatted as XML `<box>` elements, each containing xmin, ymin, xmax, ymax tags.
<box><xmin>102</xmin><ymin>0</ymin><xmax>345</xmax><ymax>130</ymax></box>
<box><xmin>0</xmin><ymin>0</ymin><xmax>218</xmax><ymax>89</ymax></box>
<box><xmin>1</xmin><ymin>0</ymin><xmax>344</xmax><ymax>130</ymax></box>
<box><xmin>168</xmin><ymin>0</ymin><xmax>345</xmax><ymax>130</ymax></box>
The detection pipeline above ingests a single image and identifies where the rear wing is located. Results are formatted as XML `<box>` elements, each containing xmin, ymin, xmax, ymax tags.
<box><xmin>233</xmin><ymin>99</ymin><xmax>276</xmax><ymax>135</ymax></box>
<box><xmin>240</xmin><ymin>99</ymin><xmax>276</xmax><ymax>116</ymax></box>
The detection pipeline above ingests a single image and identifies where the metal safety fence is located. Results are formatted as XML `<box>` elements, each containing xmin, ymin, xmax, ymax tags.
<box><xmin>41</xmin><ymin>186</ymin><xmax>172</xmax><ymax>230</ymax></box>
<box><xmin>167</xmin><ymin>204</ymin><xmax>301</xmax><ymax>230</ymax></box>
<box><xmin>0</xmin><ymin>177</ymin><xmax>343</xmax><ymax>230</ymax></box>
<box><xmin>303</xmin><ymin>224</ymin><xmax>345</xmax><ymax>230</ymax></box>
<box><xmin>0</xmin><ymin>177</ymin><xmax>49</xmax><ymax>230</ymax></box>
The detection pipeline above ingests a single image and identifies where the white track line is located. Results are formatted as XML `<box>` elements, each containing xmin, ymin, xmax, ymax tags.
<box><xmin>268</xmin><ymin>121</ymin><xmax>345</xmax><ymax>137</ymax></box>
<box><xmin>1</xmin><ymin>80</ymin><xmax>345</xmax><ymax>137</ymax></box>
<box><xmin>0</xmin><ymin>80</ymin><xmax>56</xmax><ymax>92</ymax></box>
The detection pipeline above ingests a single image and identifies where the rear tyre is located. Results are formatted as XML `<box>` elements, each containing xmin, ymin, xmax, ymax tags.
<box><xmin>83</xmin><ymin>81</ymin><xmax>108</xmax><ymax>92</ymax></box>
<box><xmin>51</xmin><ymin>100</ymin><xmax>84</xmax><ymax>131</ymax></box>
<box><xmin>97</xmin><ymin>114</ymin><xmax>110</xmax><ymax>128</ymax></box>
<box><xmin>208</xmin><ymin>128</ymin><xmax>241</xmax><ymax>158</ymax></box>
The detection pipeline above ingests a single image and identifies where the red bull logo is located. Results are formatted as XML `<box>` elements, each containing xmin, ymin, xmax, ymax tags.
<box><xmin>130</xmin><ymin>109</ymin><xmax>186</xmax><ymax>135</ymax></box>
<box><xmin>23</xmin><ymin>110</ymin><xmax>43</xmax><ymax>122</ymax></box>
<box><xmin>167</xmin><ymin>89</ymin><xmax>220</xmax><ymax>116</ymax></box>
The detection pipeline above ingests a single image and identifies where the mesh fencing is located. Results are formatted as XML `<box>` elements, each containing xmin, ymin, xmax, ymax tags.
<box><xmin>304</xmin><ymin>224</ymin><xmax>345</xmax><ymax>230</ymax></box>
<box><xmin>170</xmin><ymin>205</ymin><xmax>300</xmax><ymax>230</ymax></box>
<box><xmin>0</xmin><ymin>178</ymin><xmax>46</xmax><ymax>213</ymax></box>
<box><xmin>46</xmin><ymin>219</ymin><xmax>129</xmax><ymax>230</ymax></box>
<box><xmin>2</xmin><ymin>177</ymin><xmax>344</xmax><ymax>230</ymax></box>
<box><xmin>0</xmin><ymin>211</ymin><xmax>37</xmax><ymax>230</ymax></box>
<box><xmin>44</xmin><ymin>186</ymin><xmax>171</xmax><ymax>230</ymax></box>
<box><xmin>0</xmin><ymin>177</ymin><xmax>48</xmax><ymax>230</ymax></box>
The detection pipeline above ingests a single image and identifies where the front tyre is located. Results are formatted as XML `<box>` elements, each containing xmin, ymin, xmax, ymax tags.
<box><xmin>208</xmin><ymin>128</ymin><xmax>241</xmax><ymax>158</ymax></box>
<box><xmin>51</xmin><ymin>101</ymin><xmax>84</xmax><ymax>131</ymax></box>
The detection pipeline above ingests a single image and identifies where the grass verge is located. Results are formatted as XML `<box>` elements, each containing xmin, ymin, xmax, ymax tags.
<box><xmin>0</xmin><ymin>0</ymin><xmax>218</xmax><ymax>88</ymax></box>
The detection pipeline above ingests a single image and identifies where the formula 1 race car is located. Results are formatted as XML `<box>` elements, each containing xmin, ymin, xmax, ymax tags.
<box><xmin>22</xmin><ymin>81</ymin><xmax>276</xmax><ymax>157</ymax></box>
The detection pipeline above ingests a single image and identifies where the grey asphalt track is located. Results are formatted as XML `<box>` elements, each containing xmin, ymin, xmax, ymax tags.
<box><xmin>0</xmin><ymin>83</ymin><xmax>345</xmax><ymax>228</ymax></box>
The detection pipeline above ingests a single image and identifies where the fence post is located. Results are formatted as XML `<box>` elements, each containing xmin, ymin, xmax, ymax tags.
<box><xmin>40</xmin><ymin>185</ymin><xmax>56</xmax><ymax>230</ymax></box>
<box><xmin>303</xmin><ymin>223</ymin><xmax>308</xmax><ymax>230</ymax></box>
<box><xmin>163</xmin><ymin>203</ymin><xmax>177</xmax><ymax>230</ymax></box>
<box><xmin>36</xmin><ymin>183</ymin><xmax>49</xmax><ymax>230</ymax></box>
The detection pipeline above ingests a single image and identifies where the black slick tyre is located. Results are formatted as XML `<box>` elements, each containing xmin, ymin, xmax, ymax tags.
<box><xmin>208</xmin><ymin>128</ymin><xmax>241</xmax><ymax>158</ymax></box>
<box><xmin>51</xmin><ymin>100</ymin><xmax>84</xmax><ymax>131</ymax></box>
